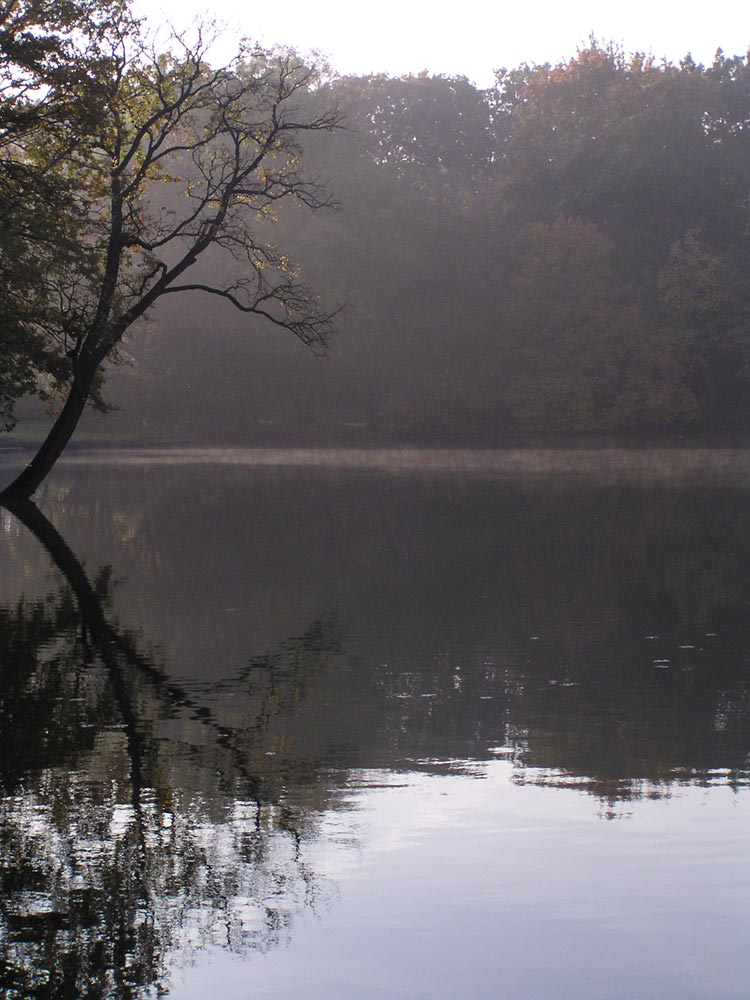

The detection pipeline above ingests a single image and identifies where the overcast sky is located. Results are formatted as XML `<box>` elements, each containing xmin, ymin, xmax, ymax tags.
<box><xmin>135</xmin><ymin>0</ymin><xmax>749</xmax><ymax>86</ymax></box>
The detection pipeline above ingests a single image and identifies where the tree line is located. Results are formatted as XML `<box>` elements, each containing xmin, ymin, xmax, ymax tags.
<box><xmin>3</xmin><ymin>4</ymin><xmax>750</xmax><ymax>497</ymax></box>
<box><xmin>116</xmin><ymin>42</ymin><xmax>750</xmax><ymax>444</ymax></box>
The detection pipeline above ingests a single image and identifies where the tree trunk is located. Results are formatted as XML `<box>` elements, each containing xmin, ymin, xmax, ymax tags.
<box><xmin>0</xmin><ymin>376</ymin><xmax>92</xmax><ymax>501</ymax></box>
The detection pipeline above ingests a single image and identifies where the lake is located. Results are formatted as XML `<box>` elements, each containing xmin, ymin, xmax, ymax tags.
<box><xmin>1</xmin><ymin>447</ymin><xmax>749</xmax><ymax>999</ymax></box>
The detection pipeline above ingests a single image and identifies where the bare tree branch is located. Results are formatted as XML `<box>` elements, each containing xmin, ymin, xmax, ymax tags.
<box><xmin>0</xmin><ymin>8</ymin><xmax>343</xmax><ymax>498</ymax></box>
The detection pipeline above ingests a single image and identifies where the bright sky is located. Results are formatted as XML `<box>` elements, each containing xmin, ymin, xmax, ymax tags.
<box><xmin>135</xmin><ymin>0</ymin><xmax>749</xmax><ymax>87</ymax></box>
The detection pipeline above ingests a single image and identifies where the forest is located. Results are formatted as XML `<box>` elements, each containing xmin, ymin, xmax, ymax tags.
<box><xmin>8</xmin><ymin>38</ymin><xmax>750</xmax><ymax>444</ymax></box>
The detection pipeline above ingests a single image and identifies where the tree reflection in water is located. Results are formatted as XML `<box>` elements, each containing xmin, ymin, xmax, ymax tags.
<box><xmin>3</xmin><ymin>467</ymin><xmax>750</xmax><ymax>993</ymax></box>
<box><xmin>0</xmin><ymin>499</ymin><xmax>341</xmax><ymax>998</ymax></box>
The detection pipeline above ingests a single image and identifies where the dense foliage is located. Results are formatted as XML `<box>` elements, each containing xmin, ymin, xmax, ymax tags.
<box><xmin>108</xmin><ymin>42</ymin><xmax>750</xmax><ymax>442</ymax></box>
<box><xmin>5</xmin><ymin>31</ymin><xmax>750</xmax><ymax>443</ymax></box>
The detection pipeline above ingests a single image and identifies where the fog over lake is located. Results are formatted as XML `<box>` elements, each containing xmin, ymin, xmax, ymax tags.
<box><xmin>1</xmin><ymin>447</ymin><xmax>749</xmax><ymax>998</ymax></box>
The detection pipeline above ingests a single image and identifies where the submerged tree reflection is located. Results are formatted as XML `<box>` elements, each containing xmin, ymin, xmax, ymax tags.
<box><xmin>0</xmin><ymin>500</ymin><xmax>342</xmax><ymax>998</ymax></box>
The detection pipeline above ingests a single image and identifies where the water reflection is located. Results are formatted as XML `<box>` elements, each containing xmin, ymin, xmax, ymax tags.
<box><xmin>0</xmin><ymin>499</ymin><xmax>344</xmax><ymax>997</ymax></box>
<box><xmin>1</xmin><ymin>452</ymin><xmax>750</xmax><ymax>995</ymax></box>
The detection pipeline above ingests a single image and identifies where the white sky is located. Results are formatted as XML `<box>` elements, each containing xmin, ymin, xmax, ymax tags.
<box><xmin>135</xmin><ymin>0</ymin><xmax>749</xmax><ymax>87</ymax></box>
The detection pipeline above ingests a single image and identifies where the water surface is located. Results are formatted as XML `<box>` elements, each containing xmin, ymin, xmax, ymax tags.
<box><xmin>1</xmin><ymin>448</ymin><xmax>749</xmax><ymax>998</ymax></box>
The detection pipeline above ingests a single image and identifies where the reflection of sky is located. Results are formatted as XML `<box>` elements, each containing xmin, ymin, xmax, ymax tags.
<box><xmin>174</xmin><ymin>762</ymin><xmax>750</xmax><ymax>999</ymax></box>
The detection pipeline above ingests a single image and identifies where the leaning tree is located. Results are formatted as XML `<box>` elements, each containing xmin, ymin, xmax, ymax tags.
<box><xmin>0</xmin><ymin>1</ymin><xmax>341</xmax><ymax>500</ymax></box>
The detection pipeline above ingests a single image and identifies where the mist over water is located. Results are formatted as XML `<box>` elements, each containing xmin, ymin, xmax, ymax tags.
<box><xmin>18</xmin><ymin>443</ymin><xmax>750</xmax><ymax>482</ymax></box>
<box><xmin>1</xmin><ymin>449</ymin><xmax>749</xmax><ymax>998</ymax></box>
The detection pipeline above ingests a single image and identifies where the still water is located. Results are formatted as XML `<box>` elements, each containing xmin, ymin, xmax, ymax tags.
<box><xmin>1</xmin><ymin>448</ymin><xmax>749</xmax><ymax>998</ymax></box>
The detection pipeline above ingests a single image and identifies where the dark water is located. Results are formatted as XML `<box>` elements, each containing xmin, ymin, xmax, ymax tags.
<box><xmin>1</xmin><ymin>448</ymin><xmax>749</xmax><ymax>998</ymax></box>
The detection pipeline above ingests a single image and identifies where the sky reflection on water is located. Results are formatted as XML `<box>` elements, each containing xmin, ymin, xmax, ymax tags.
<box><xmin>175</xmin><ymin>765</ymin><xmax>749</xmax><ymax>1000</ymax></box>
